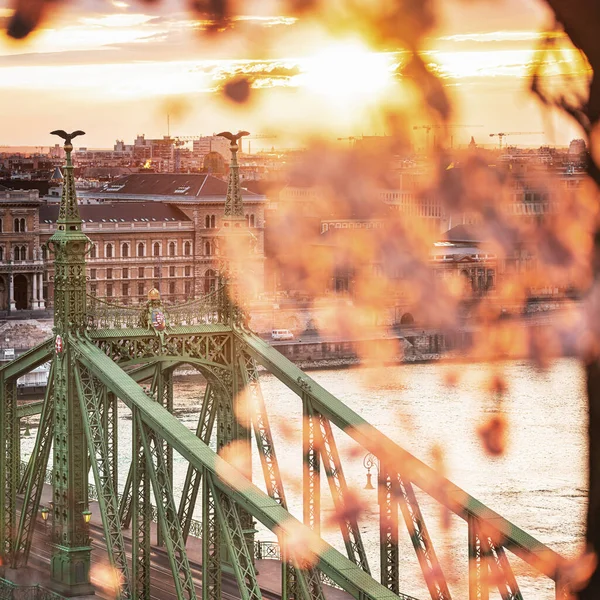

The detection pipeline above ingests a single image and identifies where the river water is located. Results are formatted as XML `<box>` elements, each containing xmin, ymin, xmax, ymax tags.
<box><xmin>22</xmin><ymin>358</ymin><xmax>587</xmax><ymax>599</ymax></box>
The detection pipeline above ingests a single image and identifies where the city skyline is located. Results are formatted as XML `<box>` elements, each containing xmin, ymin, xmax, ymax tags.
<box><xmin>0</xmin><ymin>0</ymin><xmax>590</xmax><ymax>148</ymax></box>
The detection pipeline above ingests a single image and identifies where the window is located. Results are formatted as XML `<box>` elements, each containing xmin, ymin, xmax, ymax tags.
<box><xmin>122</xmin><ymin>243</ymin><xmax>129</xmax><ymax>258</ymax></box>
<box><xmin>169</xmin><ymin>281</ymin><xmax>176</xmax><ymax>295</ymax></box>
<box><xmin>106</xmin><ymin>283</ymin><xmax>113</xmax><ymax>298</ymax></box>
<box><xmin>205</xmin><ymin>241</ymin><xmax>212</xmax><ymax>256</ymax></box>
<box><xmin>90</xmin><ymin>284</ymin><xmax>97</xmax><ymax>296</ymax></box>
<box><xmin>137</xmin><ymin>243</ymin><xmax>145</xmax><ymax>257</ymax></box>
<box><xmin>0</xmin><ymin>219</ymin><xmax>2</xmax><ymax>233</ymax></box>
<box><xmin>41</xmin><ymin>245</ymin><xmax>47</xmax><ymax>260</ymax></box>
<box><xmin>0</xmin><ymin>247</ymin><xmax>3</xmax><ymax>261</ymax></box>
<box><xmin>153</xmin><ymin>281</ymin><xmax>160</xmax><ymax>291</ymax></box>
<box><xmin>122</xmin><ymin>283</ymin><xmax>129</xmax><ymax>297</ymax></box>
<box><xmin>90</xmin><ymin>269</ymin><xmax>96</xmax><ymax>280</ymax></box>
<box><xmin>185</xmin><ymin>265</ymin><xmax>191</xmax><ymax>277</ymax></box>
<box><xmin>154</xmin><ymin>266</ymin><xmax>160</xmax><ymax>278</ymax></box>
<box><xmin>90</xmin><ymin>244</ymin><xmax>97</xmax><ymax>259</ymax></box>
<box><xmin>138</xmin><ymin>283</ymin><xmax>144</xmax><ymax>297</ymax></box>
<box><xmin>106</xmin><ymin>268</ymin><xmax>113</xmax><ymax>280</ymax></box>
<box><xmin>106</xmin><ymin>243</ymin><xmax>113</xmax><ymax>259</ymax></box>
<box><xmin>211</xmin><ymin>215</ymin><xmax>216</xmax><ymax>228</ymax></box>
<box><xmin>20</xmin><ymin>218</ymin><xmax>26</xmax><ymax>232</ymax></box>
<box><xmin>250</xmin><ymin>214</ymin><xmax>255</xmax><ymax>227</ymax></box>
<box><xmin>205</xmin><ymin>214</ymin><xmax>216</xmax><ymax>228</ymax></box>
<box><xmin>184</xmin><ymin>281</ymin><xmax>191</xmax><ymax>295</ymax></box>
<box><xmin>153</xmin><ymin>242</ymin><xmax>160</xmax><ymax>257</ymax></box>
<box><xmin>204</xmin><ymin>269</ymin><xmax>217</xmax><ymax>293</ymax></box>
<box><xmin>184</xmin><ymin>241</ymin><xmax>191</xmax><ymax>256</ymax></box>
<box><xmin>205</xmin><ymin>214</ymin><xmax>210</xmax><ymax>228</ymax></box>
<box><xmin>169</xmin><ymin>242</ymin><xmax>176</xmax><ymax>257</ymax></box>
<box><xmin>13</xmin><ymin>218</ymin><xmax>19</xmax><ymax>232</ymax></box>
<box><xmin>138</xmin><ymin>267</ymin><xmax>144</xmax><ymax>278</ymax></box>
<box><xmin>123</xmin><ymin>268</ymin><xmax>129</xmax><ymax>279</ymax></box>
<box><xmin>169</xmin><ymin>266</ymin><xmax>175</xmax><ymax>277</ymax></box>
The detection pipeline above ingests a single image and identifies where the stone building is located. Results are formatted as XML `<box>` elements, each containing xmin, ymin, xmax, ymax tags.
<box><xmin>0</xmin><ymin>188</ymin><xmax>45</xmax><ymax>311</ymax></box>
<box><xmin>0</xmin><ymin>172</ymin><xmax>266</xmax><ymax>314</ymax></box>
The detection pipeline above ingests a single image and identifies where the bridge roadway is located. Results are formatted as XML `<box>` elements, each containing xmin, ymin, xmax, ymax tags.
<box><xmin>19</xmin><ymin>483</ymin><xmax>350</xmax><ymax>600</ymax></box>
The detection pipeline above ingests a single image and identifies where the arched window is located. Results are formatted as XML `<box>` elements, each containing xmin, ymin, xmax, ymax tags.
<box><xmin>250</xmin><ymin>214</ymin><xmax>255</xmax><ymax>227</ymax></box>
<box><xmin>41</xmin><ymin>245</ymin><xmax>47</xmax><ymax>260</ymax></box>
<box><xmin>210</xmin><ymin>215</ymin><xmax>216</xmax><ymax>228</ymax></box>
<box><xmin>13</xmin><ymin>247</ymin><xmax>18</xmax><ymax>261</ymax></box>
<box><xmin>205</xmin><ymin>241</ymin><xmax>212</xmax><ymax>256</ymax></box>
<box><xmin>153</xmin><ymin>242</ymin><xmax>160</xmax><ymax>257</ymax></box>
<box><xmin>205</xmin><ymin>215</ymin><xmax>210</xmax><ymax>229</ymax></box>
<box><xmin>0</xmin><ymin>218</ymin><xmax>3</xmax><ymax>233</ymax></box>
<box><xmin>20</xmin><ymin>218</ymin><xmax>25</xmax><ymax>232</ymax></box>
<box><xmin>184</xmin><ymin>241</ymin><xmax>191</xmax><ymax>256</ymax></box>
<box><xmin>13</xmin><ymin>218</ymin><xmax>19</xmax><ymax>232</ymax></box>
<box><xmin>20</xmin><ymin>246</ymin><xmax>27</xmax><ymax>260</ymax></box>
<box><xmin>90</xmin><ymin>244</ymin><xmax>97</xmax><ymax>258</ymax></box>
<box><xmin>185</xmin><ymin>265</ymin><xmax>191</xmax><ymax>277</ymax></box>
<box><xmin>204</xmin><ymin>269</ymin><xmax>217</xmax><ymax>293</ymax></box>
<box><xmin>169</xmin><ymin>242</ymin><xmax>176</xmax><ymax>257</ymax></box>
<box><xmin>122</xmin><ymin>243</ymin><xmax>129</xmax><ymax>258</ymax></box>
<box><xmin>137</xmin><ymin>243</ymin><xmax>145</xmax><ymax>257</ymax></box>
<box><xmin>106</xmin><ymin>243</ymin><xmax>113</xmax><ymax>259</ymax></box>
<box><xmin>0</xmin><ymin>247</ymin><xmax>4</xmax><ymax>261</ymax></box>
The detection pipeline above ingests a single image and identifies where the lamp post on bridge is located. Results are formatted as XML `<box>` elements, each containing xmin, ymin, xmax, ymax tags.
<box><xmin>363</xmin><ymin>452</ymin><xmax>378</xmax><ymax>490</ymax></box>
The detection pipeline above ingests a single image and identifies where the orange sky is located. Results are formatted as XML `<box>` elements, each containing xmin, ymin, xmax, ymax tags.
<box><xmin>0</xmin><ymin>0</ymin><xmax>590</xmax><ymax>148</ymax></box>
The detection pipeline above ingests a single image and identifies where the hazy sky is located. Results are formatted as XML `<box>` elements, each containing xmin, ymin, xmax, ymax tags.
<box><xmin>0</xmin><ymin>0</ymin><xmax>590</xmax><ymax>149</ymax></box>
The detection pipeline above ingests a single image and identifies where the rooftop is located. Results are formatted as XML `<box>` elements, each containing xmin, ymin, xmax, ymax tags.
<box><xmin>98</xmin><ymin>173</ymin><xmax>258</xmax><ymax>199</ymax></box>
<box><xmin>39</xmin><ymin>202</ymin><xmax>191</xmax><ymax>224</ymax></box>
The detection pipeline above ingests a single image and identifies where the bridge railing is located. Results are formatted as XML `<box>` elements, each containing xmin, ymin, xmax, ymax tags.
<box><xmin>0</xmin><ymin>577</ymin><xmax>65</xmax><ymax>600</ymax></box>
<box><xmin>84</xmin><ymin>286</ymin><xmax>229</xmax><ymax>330</ymax></box>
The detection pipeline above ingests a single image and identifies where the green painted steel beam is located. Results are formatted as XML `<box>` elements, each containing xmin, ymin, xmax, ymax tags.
<box><xmin>16</xmin><ymin>401</ymin><xmax>44</xmax><ymax>418</ymax></box>
<box><xmin>73</xmin><ymin>337</ymin><xmax>407</xmax><ymax>600</ymax></box>
<box><xmin>0</xmin><ymin>341</ymin><xmax>52</xmax><ymax>381</ymax></box>
<box><xmin>88</xmin><ymin>324</ymin><xmax>232</xmax><ymax>340</ymax></box>
<box><xmin>236</xmin><ymin>331</ymin><xmax>563</xmax><ymax>580</ymax></box>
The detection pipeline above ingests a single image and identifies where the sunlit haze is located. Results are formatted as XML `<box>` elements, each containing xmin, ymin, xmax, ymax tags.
<box><xmin>0</xmin><ymin>0</ymin><xmax>589</xmax><ymax>147</ymax></box>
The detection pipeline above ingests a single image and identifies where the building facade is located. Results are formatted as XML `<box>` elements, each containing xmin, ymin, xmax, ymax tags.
<box><xmin>0</xmin><ymin>173</ymin><xmax>266</xmax><ymax>313</ymax></box>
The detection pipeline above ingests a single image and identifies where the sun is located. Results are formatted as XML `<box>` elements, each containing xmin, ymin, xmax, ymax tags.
<box><xmin>296</xmin><ymin>40</ymin><xmax>394</xmax><ymax>103</ymax></box>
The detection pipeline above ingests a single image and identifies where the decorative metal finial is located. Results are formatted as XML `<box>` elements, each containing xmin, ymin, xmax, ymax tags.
<box><xmin>216</xmin><ymin>130</ymin><xmax>250</xmax><ymax>145</ymax></box>
<box><xmin>50</xmin><ymin>129</ymin><xmax>86</xmax><ymax>147</ymax></box>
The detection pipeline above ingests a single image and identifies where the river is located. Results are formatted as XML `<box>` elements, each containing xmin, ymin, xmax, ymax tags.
<box><xmin>22</xmin><ymin>358</ymin><xmax>587</xmax><ymax>599</ymax></box>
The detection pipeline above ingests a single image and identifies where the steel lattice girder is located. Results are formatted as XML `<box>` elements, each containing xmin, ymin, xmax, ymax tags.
<box><xmin>238</xmin><ymin>352</ymin><xmax>325</xmax><ymax>600</ymax></box>
<box><xmin>237</xmin><ymin>331</ymin><xmax>564</xmax><ymax>581</ymax></box>
<box><xmin>179</xmin><ymin>382</ymin><xmax>218</xmax><ymax>543</ymax></box>
<box><xmin>74</xmin><ymin>362</ymin><xmax>132</xmax><ymax>599</ymax></box>
<box><xmin>207</xmin><ymin>473</ymin><xmax>262</xmax><ymax>600</ymax></box>
<box><xmin>0</xmin><ymin>340</ymin><xmax>52</xmax><ymax>381</ymax></box>
<box><xmin>396</xmin><ymin>474</ymin><xmax>451</xmax><ymax>600</ymax></box>
<box><xmin>13</xmin><ymin>364</ymin><xmax>55</xmax><ymax>568</ymax></box>
<box><xmin>132</xmin><ymin>406</ymin><xmax>151</xmax><ymax>600</ymax></box>
<box><xmin>0</xmin><ymin>374</ymin><xmax>18</xmax><ymax>564</ymax></box>
<box><xmin>202</xmin><ymin>466</ymin><xmax>221</xmax><ymax>600</ymax></box>
<box><xmin>134</xmin><ymin>410</ymin><xmax>197</xmax><ymax>600</ymax></box>
<box><xmin>74</xmin><ymin>337</ymin><xmax>408</xmax><ymax>600</ymax></box>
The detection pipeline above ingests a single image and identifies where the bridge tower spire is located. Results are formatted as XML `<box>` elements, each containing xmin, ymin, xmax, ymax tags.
<box><xmin>47</xmin><ymin>130</ymin><xmax>94</xmax><ymax>596</ymax></box>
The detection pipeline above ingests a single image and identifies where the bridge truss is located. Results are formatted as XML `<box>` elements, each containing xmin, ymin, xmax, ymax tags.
<box><xmin>0</xmin><ymin>133</ymin><xmax>571</xmax><ymax>600</ymax></box>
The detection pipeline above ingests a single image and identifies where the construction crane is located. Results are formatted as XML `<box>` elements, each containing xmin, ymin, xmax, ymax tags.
<box><xmin>244</xmin><ymin>134</ymin><xmax>278</xmax><ymax>154</ymax></box>
<box><xmin>489</xmin><ymin>131</ymin><xmax>544</xmax><ymax>150</ymax></box>
<box><xmin>413</xmin><ymin>125</ymin><xmax>483</xmax><ymax>151</ymax></box>
<box><xmin>337</xmin><ymin>136</ymin><xmax>358</xmax><ymax>147</ymax></box>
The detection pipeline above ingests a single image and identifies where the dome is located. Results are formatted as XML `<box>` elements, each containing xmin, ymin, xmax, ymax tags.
<box><xmin>203</xmin><ymin>151</ymin><xmax>226</xmax><ymax>174</ymax></box>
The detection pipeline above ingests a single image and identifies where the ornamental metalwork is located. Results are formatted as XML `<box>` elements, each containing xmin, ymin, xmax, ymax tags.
<box><xmin>0</xmin><ymin>127</ymin><xmax>573</xmax><ymax>600</ymax></box>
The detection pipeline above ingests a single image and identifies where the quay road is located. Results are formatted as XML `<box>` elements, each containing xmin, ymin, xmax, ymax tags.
<box><xmin>20</xmin><ymin>483</ymin><xmax>351</xmax><ymax>600</ymax></box>
<box><xmin>263</xmin><ymin>309</ymin><xmax>571</xmax><ymax>345</ymax></box>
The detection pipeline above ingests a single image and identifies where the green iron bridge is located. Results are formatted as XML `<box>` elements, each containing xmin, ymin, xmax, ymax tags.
<box><xmin>0</xmin><ymin>130</ymin><xmax>569</xmax><ymax>600</ymax></box>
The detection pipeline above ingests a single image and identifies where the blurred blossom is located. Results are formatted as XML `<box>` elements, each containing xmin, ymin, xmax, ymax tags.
<box><xmin>217</xmin><ymin>439</ymin><xmax>252</xmax><ymax>481</ymax></box>
<box><xmin>477</xmin><ymin>414</ymin><xmax>508</xmax><ymax>457</ymax></box>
